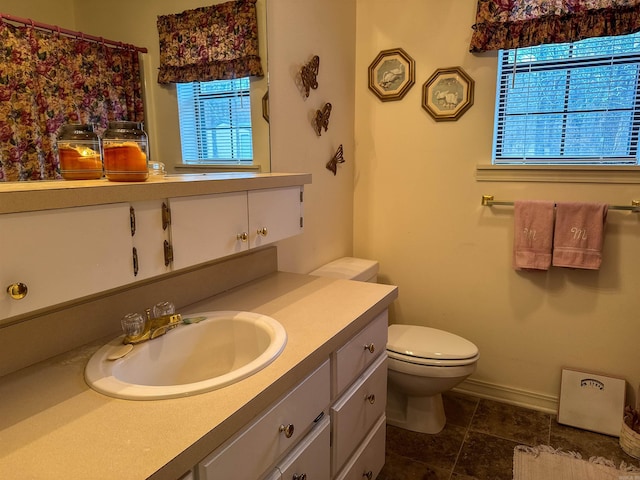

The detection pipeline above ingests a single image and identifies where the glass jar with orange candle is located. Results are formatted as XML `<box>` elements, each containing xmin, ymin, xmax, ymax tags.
<box><xmin>102</xmin><ymin>121</ymin><xmax>149</xmax><ymax>182</ymax></box>
<box><xmin>56</xmin><ymin>124</ymin><xmax>103</xmax><ymax>180</ymax></box>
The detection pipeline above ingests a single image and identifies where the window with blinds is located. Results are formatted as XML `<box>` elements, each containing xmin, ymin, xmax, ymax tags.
<box><xmin>176</xmin><ymin>78</ymin><xmax>253</xmax><ymax>164</ymax></box>
<box><xmin>493</xmin><ymin>32</ymin><xmax>640</xmax><ymax>166</ymax></box>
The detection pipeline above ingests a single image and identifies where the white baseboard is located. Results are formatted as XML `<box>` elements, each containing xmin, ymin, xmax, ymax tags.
<box><xmin>453</xmin><ymin>378</ymin><xmax>559</xmax><ymax>415</ymax></box>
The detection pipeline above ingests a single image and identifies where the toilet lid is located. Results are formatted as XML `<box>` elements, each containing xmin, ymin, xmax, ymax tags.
<box><xmin>387</xmin><ymin>324</ymin><xmax>478</xmax><ymax>361</ymax></box>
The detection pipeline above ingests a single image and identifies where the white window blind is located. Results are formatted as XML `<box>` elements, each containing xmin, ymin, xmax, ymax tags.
<box><xmin>176</xmin><ymin>78</ymin><xmax>253</xmax><ymax>164</ymax></box>
<box><xmin>493</xmin><ymin>32</ymin><xmax>640</xmax><ymax>166</ymax></box>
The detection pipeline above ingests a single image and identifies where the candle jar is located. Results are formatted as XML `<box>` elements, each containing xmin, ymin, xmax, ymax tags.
<box><xmin>56</xmin><ymin>123</ymin><xmax>103</xmax><ymax>180</ymax></box>
<box><xmin>102</xmin><ymin>121</ymin><xmax>149</xmax><ymax>182</ymax></box>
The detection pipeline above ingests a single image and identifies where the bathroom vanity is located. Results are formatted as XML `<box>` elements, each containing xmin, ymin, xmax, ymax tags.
<box><xmin>0</xmin><ymin>173</ymin><xmax>398</xmax><ymax>479</ymax></box>
<box><xmin>0</xmin><ymin>269</ymin><xmax>397</xmax><ymax>479</ymax></box>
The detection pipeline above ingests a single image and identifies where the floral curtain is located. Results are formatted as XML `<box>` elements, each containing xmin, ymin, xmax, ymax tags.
<box><xmin>470</xmin><ymin>0</ymin><xmax>640</xmax><ymax>52</ymax></box>
<box><xmin>157</xmin><ymin>0</ymin><xmax>264</xmax><ymax>84</ymax></box>
<box><xmin>0</xmin><ymin>21</ymin><xmax>144</xmax><ymax>181</ymax></box>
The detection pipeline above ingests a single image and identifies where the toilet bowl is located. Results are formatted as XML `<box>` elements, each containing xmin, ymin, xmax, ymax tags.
<box><xmin>386</xmin><ymin>324</ymin><xmax>478</xmax><ymax>434</ymax></box>
<box><xmin>309</xmin><ymin>257</ymin><xmax>479</xmax><ymax>435</ymax></box>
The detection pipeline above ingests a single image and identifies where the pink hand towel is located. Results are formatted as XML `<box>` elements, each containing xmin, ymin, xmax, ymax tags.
<box><xmin>552</xmin><ymin>202</ymin><xmax>608</xmax><ymax>270</ymax></box>
<box><xmin>513</xmin><ymin>200</ymin><xmax>555</xmax><ymax>271</ymax></box>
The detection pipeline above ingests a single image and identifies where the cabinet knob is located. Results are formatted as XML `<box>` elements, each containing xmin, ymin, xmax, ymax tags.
<box><xmin>237</xmin><ymin>232</ymin><xmax>248</xmax><ymax>242</ymax></box>
<box><xmin>279</xmin><ymin>423</ymin><xmax>294</xmax><ymax>438</ymax></box>
<box><xmin>366</xmin><ymin>394</ymin><xmax>376</xmax><ymax>405</ymax></box>
<box><xmin>363</xmin><ymin>471</ymin><xmax>373</xmax><ymax>480</ymax></box>
<box><xmin>364</xmin><ymin>343</ymin><xmax>375</xmax><ymax>353</ymax></box>
<box><xmin>293</xmin><ymin>474</ymin><xmax>307</xmax><ymax>480</ymax></box>
<box><xmin>257</xmin><ymin>227</ymin><xmax>268</xmax><ymax>237</ymax></box>
<box><xmin>7</xmin><ymin>282</ymin><xmax>28</xmax><ymax>300</ymax></box>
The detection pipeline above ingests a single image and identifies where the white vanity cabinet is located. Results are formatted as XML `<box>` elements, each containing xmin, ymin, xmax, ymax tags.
<box><xmin>168</xmin><ymin>191</ymin><xmax>249</xmax><ymax>270</ymax></box>
<box><xmin>168</xmin><ymin>186</ymin><xmax>303</xmax><ymax>270</ymax></box>
<box><xmin>248</xmin><ymin>186</ymin><xmax>304</xmax><ymax>248</ymax></box>
<box><xmin>129</xmin><ymin>200</ymin><xmax>172</xmax><ymax>280</ymax></box>
<box><xmin>0</xmin><ymin>184</ymin><xmax>305</xmax><ymax>320</ymax></box>
<box><xmin>196</xmin><ymin>311</ymin><xmax>389</xmax><ymax>480</ymax></box>
<box><xmin>198</xmin><ymin>360</ymin><xmax>330</xmax><ymax>480</ymax></box>
<box><xmin>330</xmin><ymin>310</ymin><xmax>389</xmax><ymax>479</ymax></box>
<box><xmin>0</xmin><ymin>203</ymin><xmax>134</xmax><ymax>319</ymax></box>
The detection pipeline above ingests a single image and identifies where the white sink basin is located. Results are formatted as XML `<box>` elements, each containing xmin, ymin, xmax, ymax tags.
<box><xmin>85</xmin><ymin>311</ymin><xmax>287</xmax><ymax>400</ymax></box>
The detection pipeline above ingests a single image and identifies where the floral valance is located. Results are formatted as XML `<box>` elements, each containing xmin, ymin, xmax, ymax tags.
<box><xmin>470</xmin><ymin>0</ymin><xmax>640</xmax><ymax>52</ymax></box>
<box><xmin>157</xmin><ymin>0</ymin><xmax>264</xmax><ymax>84</ymax></box>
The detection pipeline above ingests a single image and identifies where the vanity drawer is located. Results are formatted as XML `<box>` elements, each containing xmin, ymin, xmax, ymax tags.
<box><xmin>262</xmin><ymin>416</ymin><xmax>330</xmax><ymax>480</ymax></box>
<box><xmin>332</xmin><ymin>310</ymin><xmax>387</xmax><ymax>399</ymax></box>
<box><xmin>331</xmin><ymin>354</ymin><xmax>387</xmax><ymax>475</ymax></box>
<box><xmin>334</xmin><ymin>415</ymin><xmax>386</xmax><ymax>480</ymax></box>
<box><xmin>199</xmin><ymin>359</ymin><xmax>330</xmax><ymax>480</ymax></box>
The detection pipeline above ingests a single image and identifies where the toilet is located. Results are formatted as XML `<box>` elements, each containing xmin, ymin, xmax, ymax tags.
<box><xmin>310</xmin><ymin>257</ymin><xmax>479</xmax><ymax>435</ymax></box>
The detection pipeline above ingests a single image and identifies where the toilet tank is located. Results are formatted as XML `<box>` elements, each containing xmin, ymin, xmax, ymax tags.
<box><xmin>309</xmin><ymin>257</ymin><xmax>379</xmax><ymax>283</ymax></box>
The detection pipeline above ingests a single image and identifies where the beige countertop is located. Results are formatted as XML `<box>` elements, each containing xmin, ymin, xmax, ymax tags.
<box><xmin>0</xmin><ymin>272</ymin><xmax>397</xmax><ymax>480</ymax></box>
<box><xmin>0</xmin><ymin>172</ymin><xmax>312</xmax><ymax>214</ymax></box>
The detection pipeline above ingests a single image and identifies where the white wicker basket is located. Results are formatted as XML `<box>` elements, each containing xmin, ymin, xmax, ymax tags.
<box><xmin>620</xmin><ymin>418</ymin><xmax>640</xmax><ymax>459</ymax></box>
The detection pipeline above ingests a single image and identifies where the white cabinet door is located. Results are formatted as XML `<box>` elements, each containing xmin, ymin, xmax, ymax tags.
<box><xmin>0</xmin><ymin>203</ymin><xmax>133</xmax><ymax>319</ymax></box>
<box><xmin>168</xmin><ymin>192</ymin><xmax>249</xmax><ymax>270</ymax></box>
<box><xmin>248</xmin><ymin>187</ymin><xmax>303</xmax><ymax>248</ymax></box>
<box><xmin>130</xmin><ymin>200</ymin><xmax>172</xmax><ymax>280</ymax></box>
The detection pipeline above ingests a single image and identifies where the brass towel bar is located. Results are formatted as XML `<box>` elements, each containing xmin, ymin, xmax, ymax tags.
<box><xmin>482</xmin><ymin>195</ymin><xmax>640</xmax><ymax>212</ymax></box>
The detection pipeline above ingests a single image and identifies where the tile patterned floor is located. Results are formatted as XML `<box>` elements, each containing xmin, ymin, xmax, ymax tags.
<box><xmin>379</xmin><ymin>391</ymin><xmax>640</xmax><ymax>480</ymax></box>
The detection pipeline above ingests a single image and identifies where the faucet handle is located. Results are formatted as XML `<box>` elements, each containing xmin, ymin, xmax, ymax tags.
<box><xmin>152</xmin><ymin>301</ymin><xmax>175</xmax><ymax>318</ymax></box>
<box><xmin>121</xmin><ymin>312</ymin><xmax>145</xmax><ymax>337</ymax></box>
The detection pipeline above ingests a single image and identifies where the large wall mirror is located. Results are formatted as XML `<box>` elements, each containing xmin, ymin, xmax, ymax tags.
<box><xmin>1</xmin><ymin>0</ymin><xmax>271</xmax><ymax>177</ymax></box>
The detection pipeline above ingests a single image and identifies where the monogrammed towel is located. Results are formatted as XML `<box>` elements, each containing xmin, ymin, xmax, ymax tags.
<box><xmin>552</xmin><ymin>202</ymin><xmax>608</xmax><ymax>270</ymax></box>
<box><xmin>513</xmin><ymin>200</ymin><xmax>555</xmax><ymax>271</ymax></box>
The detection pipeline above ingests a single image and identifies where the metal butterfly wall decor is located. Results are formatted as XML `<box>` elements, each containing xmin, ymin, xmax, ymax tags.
<box><xmin>314</xmin><ymin>103</ymin><xmax>332</xmax><ymax>136</ymax></box>
<box><xmin>326</xmin><ymin>144</ymin><xmax>345</xmax><ymax>176</ymax></box>
<box><xmin>300</xmin><ymin>55</ymin><xmax>320</xmax><ymax>97</ymax></box>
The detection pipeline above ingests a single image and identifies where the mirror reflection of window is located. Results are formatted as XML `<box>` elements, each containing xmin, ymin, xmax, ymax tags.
<box><xmin>177</xmin><ymin>78</ymin><xmax>254</xmax><ymax>165</ymax></box>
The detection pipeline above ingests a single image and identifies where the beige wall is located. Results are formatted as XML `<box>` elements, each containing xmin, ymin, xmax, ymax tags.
<box><xmin>2</xmin><ymin>0</ymin><xmax>76</xmax><ymax>28</ymax></box>
<box><xmin>267</xmin><ymin>0</ymin><xmax>356</xmax><ymax>274</ymax></box>
<box><xmin>354</xmin><ymin>0</ymin><xmax>640</xmax><ymax>410</ymax></box>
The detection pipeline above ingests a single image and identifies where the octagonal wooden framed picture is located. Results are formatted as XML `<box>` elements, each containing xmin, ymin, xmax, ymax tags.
<box><xmin>422</xmin><ymin>67</ymin><xmax>474</xmax><ymax>121</ymax></box>
<box><xmin>368</xmin><ymin>48</ymin><xmax>415</xmax><ymax>102</ymax></box>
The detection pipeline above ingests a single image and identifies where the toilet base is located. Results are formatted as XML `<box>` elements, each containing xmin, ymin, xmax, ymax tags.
<box><xmin>386</xmin><ymin>390</ymin><xmax>446</xmax><ymax>434</ymax></box>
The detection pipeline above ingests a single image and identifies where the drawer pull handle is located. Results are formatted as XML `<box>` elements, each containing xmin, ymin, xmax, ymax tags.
<box><xmin>7</xmin><ymin>282</ymin><xmax>28</xmax><ymax>300</ymax></box>
<box><xmin>363</xmin><ymin>471</ymin><xmax>373</xmax><ymax>480</ymax></box>
<box><xmin>236</xmin><ymin>232</ymin><xmax>248</xmax><ymax>242</ymax></box>
<box><xmin>366</xmin><ymin>394</ymin><xmax>376</xmax><ymax>405</ymax></box>
<box><xmin>279</xmin><ymin>423</ymin><xmax>295</xmax><ymax>438</ymax></box>
<box><xmin>293</xmin><ymin>474</ymin><xmax>307</xmax><ymax>480</ymax></box>
<box><xmin>364</xmin><ymin>343</ymin><xmax>375</xmax><ymax>353</ymax></box>
<box><xmin>257</xmin><ymin>227</ymin><xmax>268</xmax><ymax>237</ymax></box>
